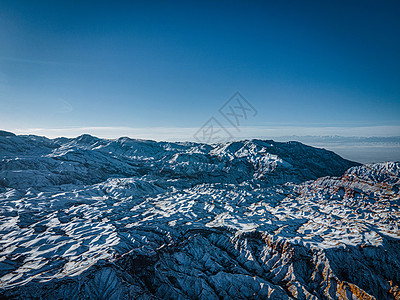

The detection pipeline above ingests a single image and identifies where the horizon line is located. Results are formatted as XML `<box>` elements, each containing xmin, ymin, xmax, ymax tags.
<box><xmin>1</xmin><ymin>125</ymin><xmax>399</xmax><ymax>141</ymax></box>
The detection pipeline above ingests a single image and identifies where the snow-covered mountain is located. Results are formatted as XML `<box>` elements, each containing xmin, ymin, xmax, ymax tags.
<box><xmin>0</xmin><ymin>133</ymin><xmax>399</xmax><ymax>299</ymax></box>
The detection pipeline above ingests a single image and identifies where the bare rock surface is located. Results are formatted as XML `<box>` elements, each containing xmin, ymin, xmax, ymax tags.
<box><xmin>0</xmin><ymin>134</ymin><xmax>399</xmax><ymax>299</ymax></box>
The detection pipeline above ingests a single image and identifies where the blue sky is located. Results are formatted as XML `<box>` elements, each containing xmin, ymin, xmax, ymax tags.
<box><xmin>0</xmin><ymin>1</ymin><xmax>399</xmax><ymax>140</ymax></box>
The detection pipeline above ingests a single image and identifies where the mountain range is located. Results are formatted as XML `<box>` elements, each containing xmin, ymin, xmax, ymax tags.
<box><xmin>0</xmin><ymin>132</ymin><xmax>399</xmax><ymax>299</ymax></box>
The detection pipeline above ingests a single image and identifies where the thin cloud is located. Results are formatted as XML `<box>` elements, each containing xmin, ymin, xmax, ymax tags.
<box><xmin>7</xmin><ymin>125</ymin><xmax>400</xmax><ymax>141</ymax></box>
<box><xmin>0</xmin><ymin>56</ymin><xmax>88</xmax><ymax>67</ymax></box>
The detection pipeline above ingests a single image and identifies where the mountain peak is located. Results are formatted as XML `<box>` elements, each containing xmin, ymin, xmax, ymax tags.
<box><xmin>0</xmin><ymin>134</ymin><xmax>397</xmax><ymax>299</ymax></box>
<box><xmin>0</xmin><ymin>130</ymin><xmax>16</xmax><ymax>137</ymax></box>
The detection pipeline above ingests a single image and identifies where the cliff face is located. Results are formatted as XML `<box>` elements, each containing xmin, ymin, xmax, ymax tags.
<box><xmin>0</xmin><ymin>134</ymin><xmax>398</xmax><ymax>299</ymax></box>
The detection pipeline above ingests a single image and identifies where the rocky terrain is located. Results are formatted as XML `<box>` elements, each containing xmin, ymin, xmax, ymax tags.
<box><xmin>0</xmin><ymin>133</ymin><xmax>399</xmax><ymax>299</ymax></box>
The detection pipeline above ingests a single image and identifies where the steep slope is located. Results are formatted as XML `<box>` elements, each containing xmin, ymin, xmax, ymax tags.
<box><xmin>0</xmin><ymin>134</ymin><xmax>359</xmax><ymax>190</ymax></box>
<box><xmin>0</xmin><ymin>134</ymin><xmax>399</xmax><ymax>299</ymax></box>
<box><xmin>0</xmin><ymin>131</ymin><xmax>15</xmax><ymax>137</ymax></box>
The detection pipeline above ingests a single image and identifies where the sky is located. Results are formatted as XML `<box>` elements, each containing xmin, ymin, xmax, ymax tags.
<box><xmin>0</xmin><ymin>0</ymin><xmax>399</xmax><ymax>141</ymax></box>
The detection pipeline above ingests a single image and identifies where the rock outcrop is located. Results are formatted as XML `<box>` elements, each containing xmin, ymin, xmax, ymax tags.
<box><xmin>0</xmin><ymin>134</ymin><xmax>398</xmax><ymax>299</ymax></box>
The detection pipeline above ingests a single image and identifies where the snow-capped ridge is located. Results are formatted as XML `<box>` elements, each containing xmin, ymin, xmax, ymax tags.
<box><xmin>1</xmin><ymin>134</ymin><xmax>398</xmax><ymax>299</ymax></box>
<box><xmin>0</xmin><ymin>135</ymin><xmax>359</xmax><ymax>191</ymax></box>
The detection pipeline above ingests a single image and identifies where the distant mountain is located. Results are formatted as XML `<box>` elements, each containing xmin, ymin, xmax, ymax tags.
<box><xmin>0</xmin><ymin>134</ymin><xmax>398</xmax><ymax>299</ymax></box>
<box><xmin>0</xmin><ymin>130</ymin><xmax>16</xmax><ymax>137</ymax></box>
<box><xmin>272</xmin><ymin>135</ymin><xmax>400</xmax><ymax>163</ymax></box>
<box><xmin>0</xmin><ymin>134</ymin><xmax>359</xmax><ymax>190</ymax></box>
<box><xmin>274</xmin><ymin>135</ymin><xmax>400</xmax><ymax>144</ymax></box>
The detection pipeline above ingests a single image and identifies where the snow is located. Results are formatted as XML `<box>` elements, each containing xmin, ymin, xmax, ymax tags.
<box><xmin>0</xmin><ymin>134</ymin><xmax>399</xmax><ymax>299</ymax></box>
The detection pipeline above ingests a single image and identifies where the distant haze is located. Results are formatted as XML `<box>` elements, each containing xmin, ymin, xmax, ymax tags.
<box><xmin>3</xmin><ymin>128</ymin><xmax>399</xmax><ymax>164</ymax></box>
<box><xmin>1</xmin><ymin>1</ymin><xmax>399</xmax><ymax>164</ymax></box>
<box><xmin>272</xmin><ymin>136</ymin><xmax>400</xmax><ymax>164</ymax></box>
<box><xmin>0</xmin><ymin>1</ymin><xmax>399</xmax><ymax>136</ymax></box>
